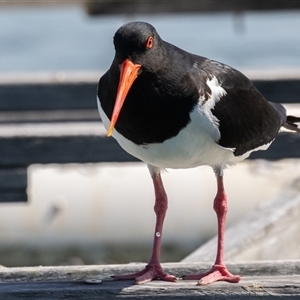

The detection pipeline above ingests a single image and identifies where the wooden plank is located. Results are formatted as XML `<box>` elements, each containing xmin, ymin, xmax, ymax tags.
<box><xmin>0</xmin><ymin>123</ymin><xmax>138</xmax><ymax>168</ymax></box>
<box><xmin>249</xmin><ymin>132</ymin><xmax>300</xmax><ymax>160</ymax></box>
<box><xmin>0</xmin><ymin>75</ymin><xmax>299</xmax><ymax>121</ymax></box>
<box><xmin>0</xmin><ymin>191</ymin><xmax>27</xmax><ymax>203</ymax></box>
<box><xmin>1</xmin><ymin>261</ymin><xmax>300</xmax><ymax>281</ymax></box>
<box><xmin>254</xmin><ymin>79</ymin><xmax>300</xmax><ymax>104</ymax></box>
<box><xmin>0</xmin><ymin>135</ymin><xmax>138</xmax><ymax>166</ymax></box>
<box><xmin>86</xmin><ymin>0</ymin><xmax>300</xmax><ymax>15</ymax></box>
<box><xmin>0</xmin><ymin>110</ymin><xmax>99</xmax><ymax>124</ymax></box>
<box><xmin>0</xmin><ymin>261</ymin><xmax>299</xmax><ymax>299</ymax></box>
<box><xmin>0</xmin><ymin>124</ymin><xmax>299</xmax><ymax>168</ymax></box>
<box><xmin>2</xmin><ymin>0</ymin><xmax>300</xmax><ymax>13</ymax></box>
<box><xmin>182</xmin><ymin>177</ymin><xmax>300</xmax><ymax>263</ymax></box>
<box><xmin>1</xmin><ymin>276</ymin><xmax>300</xmax><ymax>299</ymax></box>
<box><xmin>0</xmin><ymin>168</ymin><xmax>27</xmax><ymax>189</ymax></box>
<box><xmin>0</xmin><ymin>82</ymin><xmax>97</xmax><ymax>112</ymax></box>
<box><xmin>0</xmin><ymin>168</ymin><xmax>27</xmax><ymax>202</ymax></box>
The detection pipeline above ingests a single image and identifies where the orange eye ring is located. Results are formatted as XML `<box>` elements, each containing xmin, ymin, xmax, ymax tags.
<box><xmin>146</xmin><ymin>36</ymin><xmax>154</xmax><ymax>49</ymax></box>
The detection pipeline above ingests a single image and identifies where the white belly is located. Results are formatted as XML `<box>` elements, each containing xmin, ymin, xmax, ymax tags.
<box><xmin>97</xmin><ymin>98</ymin><xmax>237</xmax><ymax>169</ymax></box>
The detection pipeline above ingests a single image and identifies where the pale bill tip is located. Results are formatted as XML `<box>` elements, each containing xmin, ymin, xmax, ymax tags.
<box><xmin>106</xmin><ymin>125</ymin><xmax>114</xmax><ymax>137</ymax></box>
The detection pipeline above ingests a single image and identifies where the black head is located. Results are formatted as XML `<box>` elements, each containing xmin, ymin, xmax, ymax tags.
<box><xmin>113</xmin><ymin>21</ymin><xmax>164</xmax><ymax>68</ymax></box>
<box><xmin>106</xmin><ymin>22</ymin><xmax>166</xmax><ymax>136</ymax></box>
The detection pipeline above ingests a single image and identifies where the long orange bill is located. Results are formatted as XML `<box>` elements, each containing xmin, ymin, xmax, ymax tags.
<box><xmin>107</xmin><ymin>59</ymin><xmax>142</xmax><ymax>137</ymax></box>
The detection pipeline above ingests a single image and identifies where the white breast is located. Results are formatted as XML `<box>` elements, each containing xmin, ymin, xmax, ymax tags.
<box><xmin>97</xmin><ymin>96</ymin><xmax>236</xmax><ymax>170</ymax></box>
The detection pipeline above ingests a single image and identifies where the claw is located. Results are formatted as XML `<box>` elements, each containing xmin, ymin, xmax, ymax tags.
<box><xmin>113</xmin><ymin>264</ymin><xmax>177</xmax><ymax>284</ymax></box>
<box><xmin>182</xmin><ymin>264</ymin><xmax>241</xmax><ymax>285</ymax></box>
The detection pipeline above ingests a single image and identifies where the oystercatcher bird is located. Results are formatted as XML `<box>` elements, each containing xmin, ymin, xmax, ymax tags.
<box><xmin>97</xmin><ymin>22</ymin><xmax>300</xmax><ymax>285</ymax></box>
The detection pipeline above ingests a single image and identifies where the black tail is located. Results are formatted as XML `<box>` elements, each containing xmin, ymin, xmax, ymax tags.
<box><xmin>284</xmin><ymin>115</ymin><xmax>300</xmax><ymax>133</ymax></box>
<box><xmin>269</xmin><ymin>101</ymin><xmax>300</xmax><ymax>133</ymax></box>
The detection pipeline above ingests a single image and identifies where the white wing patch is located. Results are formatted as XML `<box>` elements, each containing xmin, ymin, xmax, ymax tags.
<box><xmin>205</xmin><ymin>76</ymin><xmax>227</xmax><ymax>110</ymax></box>
<box><xmin>198</xmin><ymin>76</ymin><xmax>227</xmax><ymax>136</ymax></box>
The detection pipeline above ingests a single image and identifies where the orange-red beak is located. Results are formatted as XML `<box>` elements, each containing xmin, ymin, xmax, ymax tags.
<box><xmin>107</xmin><ymin>59</ymin><xmax>142</xmax><ymax>137</ymax></box>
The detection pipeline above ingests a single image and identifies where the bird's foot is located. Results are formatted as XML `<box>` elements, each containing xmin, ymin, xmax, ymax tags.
<box><xmin>181</xmin><ymin>264</ymin><xmax>241</xmax><ymax>285</ymax></box>
<box><xmin>113</xmin><ymin>263</ymin><xmax>178</xmax><ymax>285</ymax></box>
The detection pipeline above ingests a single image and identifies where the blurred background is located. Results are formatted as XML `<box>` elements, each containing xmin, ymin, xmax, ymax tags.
<box><xmin>0</xmin><ymin>1</ymin><xmax>300</xmax><ymax>267</ymax></box>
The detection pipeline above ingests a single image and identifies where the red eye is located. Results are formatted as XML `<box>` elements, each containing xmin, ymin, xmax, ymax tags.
<box><xmin>146</xmin><ymin>36</ymin><xmax>154</xmax><ymax>49</ymax></box>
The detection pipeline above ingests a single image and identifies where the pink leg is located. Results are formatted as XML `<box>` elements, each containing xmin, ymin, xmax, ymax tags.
<box><xmin>113</xmin><ymin>167</ymin><xmax>177</xmax><ymax>284</ymax></box>
<box><xmin>182</xmin><ymin>170</ymin><xmax>241</xmax><ymax>285</ymax></box>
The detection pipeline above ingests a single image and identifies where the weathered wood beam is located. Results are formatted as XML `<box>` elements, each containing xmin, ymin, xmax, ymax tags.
<box><xmin>86</xmin><ymin>0</ymin><xmax>300</xmax><ymax>15</ymax></box>
<box><xmin>0</xmin><ymin>110</ymin><xmax>99</xmax><ymax>124</ymax></box>
<box><xmin>0</xmin><ymin>82</ymin><xmax>97</xmax><ymax>112</ymax></box>
<box><xmin>0</xmin><ymin>261</ymin><xmax>299</xmax><ymax>299</ymax></box>
<box><xmin>0</xmin><ymin>75</ymin><xmax>299</xmax><ymax>124</ymax></box>
<box><xmin>0</xmin><ymin>168</ymin><xmax>27</xmax><ymax>202</ymax></box>
<box><xmin>0</xmin><ymin>123</ymin><xmax>299</xmax><ymax>169</ymax></box>
<box><xmin>0</xmin><ymin>123</ymin><xmax>138</xmax><ymax>168</ymax></box>
<box><xmin>249</xmin><ymin>132</ymin><xmax>300</xmax><ymax>160</ymax></box>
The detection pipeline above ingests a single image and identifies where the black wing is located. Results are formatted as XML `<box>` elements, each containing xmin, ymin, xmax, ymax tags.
<box><xmin>198</xmin><ymin>59</ymin><xmax>285</xmax><ymax>156</ymax></box>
